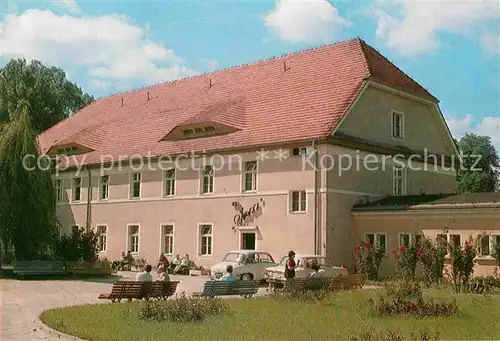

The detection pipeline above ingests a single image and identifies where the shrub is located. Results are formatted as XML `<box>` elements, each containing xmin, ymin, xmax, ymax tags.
<box><xmin>417</xmin><ymin>235</ymin><xmax>447</xmax><ymax>285</ymax></box>
<box><xmin>369</xmin><ymin>280</ymin><xmax>458</xmax><ymax>317</ymax></box>
<box><xmin>51</xmin><ymin>226</ymin><xmax>100</xmax><ymax>263</ymax></box>
<box><xmin>138</xmin><ymin>292</ymin><xmax>229</xmax><ymax>323</ymax></box>
<box><xmin>467</xmin><ymin>276</ymin><xmax>500</xmax><ymax>294</ymax></box>
<box><xmin>354</xmin><ymin>242</ymin><xmax>385</xmax><ymax>281</ymax></box>
<box><xmin>266</xmin><ymin>284</ymin><xmax>327</xmax><ymax>303</ymax></box>
<box><xmin>392</xmin><ymin>244</ymin><xmax>419</xmax><ymax>281</ymax></box>
<box><xmin>352</xmin><ymin>329</ymin><xmax>440</xmax><ymax>341</ymax></box>
<box><xmin>449</xmin><ymin>240</ymin><xmax>477</xmax><ymax>293</ymax></box>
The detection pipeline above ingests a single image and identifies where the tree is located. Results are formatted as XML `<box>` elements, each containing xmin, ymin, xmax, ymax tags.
<box><xmin>0</xmin><ymin>59</ymin><xmax>94</xmax><ymax>133</ymax></box>
<box><xmin>457</xmin><ymin>134</ymin><xmax>499</xmax><ymax>193</ymax></box>
<box><xmin>0</xmin><ymin>106</ymin><xmax>58</xmax><ymax>260</ymax></box>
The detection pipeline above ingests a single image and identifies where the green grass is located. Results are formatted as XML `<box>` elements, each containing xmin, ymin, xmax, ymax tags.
<box><xmin>41</xmin><ymin>289</ymin><xmax>500</xmax><ymax>341</ymax></box>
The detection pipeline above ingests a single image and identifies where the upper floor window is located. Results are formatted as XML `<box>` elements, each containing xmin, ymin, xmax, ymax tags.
<box><xmin>130</xmin><ymin>173</ymin><xmax>141</xmax><ymax>199</ymax></box>
<box><xmin>55</xmin><ymin>179</ymin><xmax>63</xmax><ymax>203</ymax></box>
<box><xmin>243</xmin><ymin>161</ymin><xmax>257</xmax><ymax>192</ymax></box>
<box><xmin>290</xmin><ymin>190</ymin><xmax>306</xmax><ymax>213</ymax></box>
<box><xmin>99</xmin><ymin>175</ymin><xmax>109</xmax><ymax>200</ymax></box>
<box><xmin>72</xmin><ymin>177</ymin><xmax>81</xmax><ymax>201</ymax></box>
<box><xmin>291</xmin><ymin>147</ymin><xmax>307</xmax><ymax>156</ymax></box>
<box><xmin>163</xmin><ymin>169</ymin><xmax>176</xmax><ymax>197</ymax></box>
<box><xmin>393</xmin><ymin>165</ymin><xmax>406</xmax><ymax>196</ymax></box>
<box><xmin>201</xmin><ymin>166</ymin><xmax>214</xmax><ymax>194</ymax></box>
<box><xmin>392</xmin><ymin>111</ymin><xmax>404</xmax><ymax>139</ymax></box>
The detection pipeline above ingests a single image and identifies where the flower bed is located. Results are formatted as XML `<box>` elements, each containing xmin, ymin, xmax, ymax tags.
<box><xmin>67</xmin><ymin>259</ymin><xmax>113</xmax><ymax>276</ymax></box>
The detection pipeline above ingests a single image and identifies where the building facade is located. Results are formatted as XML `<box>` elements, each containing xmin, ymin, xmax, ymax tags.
<box><xmin>40</xmin><ymin>38</ymin><xmax>461</xmax><ymax>271</ymax></box>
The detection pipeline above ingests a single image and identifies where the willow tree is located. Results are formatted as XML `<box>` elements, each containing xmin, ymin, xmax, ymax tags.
<box><xmin>0</xmin><ymin>106</ymin><xmax>58</xmax><ymax>260</ymax></box>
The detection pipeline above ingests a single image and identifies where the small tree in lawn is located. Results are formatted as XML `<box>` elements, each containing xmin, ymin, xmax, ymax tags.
<box><xmin>449</xmin><ymin>238</ymin><xmax>477</xmax><ymax>293</ymax></box>
<box><xmin>354</xmin><ymin>241</ymin><xmax>385</xmax><ymax>281</ymax></box>
<box><xmin>393</xmin><ymin>243</ymin><xmax>419</xmax><ymax>281</ymax></box>
<box><xmin>0</xmin><ymin>106</ymin><xmax>58</xmax><ymax>260</ymax></box>
<box><xmin>418</xmin><ymin>235</ymin><xmax>447</xmax><ymax>285</ymax></box>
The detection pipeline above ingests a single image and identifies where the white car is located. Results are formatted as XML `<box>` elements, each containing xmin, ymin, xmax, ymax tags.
<box><xmin>209</xmin><ymin>250</ymin><xmax>277</xmax><ymax>281</ymax></box>
<box><xmin>264</xmin><ymin>254</ymin><xmax>348</xmax><ymax>284</ymax></box>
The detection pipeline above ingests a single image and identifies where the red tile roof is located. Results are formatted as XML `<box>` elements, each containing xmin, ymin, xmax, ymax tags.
<box><xmin>38</xmin><ymin>38</ymin><xmax>437</xmax><ymax>167</ymax></box>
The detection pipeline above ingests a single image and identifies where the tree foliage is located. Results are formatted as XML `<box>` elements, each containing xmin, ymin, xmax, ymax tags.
<box><xmin>0</xmin><ymin>59</ymin><xmax>93</xmax><ymax>133</ymax></box>
<box><xmin>457</xmin><ymin>134</ymin><xmax>499</xmax><ymax>193</ymax></box>
<box><xmin>0</xmin><ymin>106</ymin><xmax>58</xmax><ymax>260</ymax></box>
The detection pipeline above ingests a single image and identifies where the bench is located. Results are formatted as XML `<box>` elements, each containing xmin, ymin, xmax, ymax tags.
<box><xmin>98</xmin><ymin>281</ymin><xmax>179</xmax><ymax>302</ymax></box>
<box><xmin>192</xmin><ymin>280</ymin><xmax>260</xmax><ymax>298</ymax></box>
<box><xmin>12</xmin><ymin>260</ymin><xmax>70</xmax><ymax>276</ymax></box>
<box><xmin>283</xmin><ymin>277</ymin><xmax>327</xmax><ymax>292</ymax></box>
<box><xmin>329</xmin><ymin>274</ymin><xmax>365</xmax><ymax>290</ymax></box>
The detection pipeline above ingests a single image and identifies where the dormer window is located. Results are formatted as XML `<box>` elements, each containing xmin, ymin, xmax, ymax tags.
<box><xmin>56</xmin><ymin>146</ymin><xmax>79</xmax><ymax>155</ymax></box>
<box><xmin>203</xmin><ymin>125</ymin><xmax>216</xmax><ymax>132</ymax></box>
<box><xmin>194</xmin><ymin>127</ymin><xmax>204</xmax><ymax>133</ymax></box>
<box><xmin>178</xmin><ymin>125</ymin><xmax>219</xmax><ymax>139</ymax></box>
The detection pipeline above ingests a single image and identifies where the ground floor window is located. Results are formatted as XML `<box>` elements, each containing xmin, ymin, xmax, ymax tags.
<box><xmin>364</xmin><ymin>233</ymin><xmax>387</xmax><ymax>254</ymax></box>
<box><xmin>199</xmin><ymin>224</ymin><xmax>213</xmax><ymax>256</ymax></box>
<box><xmin>398</xmin><ymin>233</ymin><xmax>422</xmax><ymax>247</ymax></box>
<box><xmin>162</xmin><ymin>224</ymin><xmax>174</xmax><ymax>255</ymax></box>
<box><xmin>479</xmin><ymin>234</ymin><xmax>500</xmax><ymax>257</ymax></box>
<box><xmin>96</xmin><ymin>225</ymin><xmax>107</xmax><ymax>252</ymax></box>
<box><xmin>128</xmin><ymin>225</ymin><xmax>139</xmax><ymax>253</ymax></box>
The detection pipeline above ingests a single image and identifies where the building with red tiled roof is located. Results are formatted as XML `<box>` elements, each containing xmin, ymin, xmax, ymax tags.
<box><xmin>48</xmin><ymin>38</ymin><xmax>465</xmax><ymax>273</ymax></box>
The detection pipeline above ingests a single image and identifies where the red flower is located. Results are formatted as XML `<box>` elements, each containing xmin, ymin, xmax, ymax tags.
<box><xmin>399</xmin><ymin>245</ymin><xmax>405</xmax><ymax>252</ymax></box>
<box><xmin>417</xmin><ymin>248</ymin><xmax>423</xmax><ymax>256</ymax></box>
<box><xmin>363</xmin><ymin>242</ymin><xmax>372</xmax><ymax>249</ymax></box>
<box><xmin>392</xmin><ymin>249</ymin><xmax>397</xmax><ymax>256</ymax></box>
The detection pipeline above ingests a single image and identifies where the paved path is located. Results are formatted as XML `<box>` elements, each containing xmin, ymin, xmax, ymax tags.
<box><xmin>0</xmin><ymin>272</ymin><xmax>218</xmax><ymax>341</ymax></box>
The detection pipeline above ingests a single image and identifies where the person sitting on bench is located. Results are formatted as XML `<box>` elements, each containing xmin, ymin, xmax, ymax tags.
<box><xmin>173</xmin><ymin>254</ymin><xmax>189</xmax><ymax>274</ymax></box>
<box><xmin>156</xmin><ymin>264</ymin><xmax>170</xmax><ymax>282</ymax></box>
<box><xmin>309</xmin><ymin>262</ymin><xmax>325</xmax><ymax>279</ymax></box>
<box><xmin>136</xmin><ymin>264</ymin><xmax>153</xmax><ymax>281</ymax></box>
<box><xmin>171</xmin><ymin>254</ymin><xmax>181</xmax><ymax>272</ymax></box>
<box><xmin>219</xmin><ymin>265</ymin><xmax>236</xmax><ymax>282</ymax></box>
<box><xmin>158</xmin><ymin>253</ymin><xmax>169</xmax><ymax>269</ymax></box>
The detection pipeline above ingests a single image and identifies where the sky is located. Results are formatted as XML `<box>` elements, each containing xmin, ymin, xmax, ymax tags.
<box><xmin>0</xmin><ymin>0</ymin><xmax>499</xmax><ymax>150</ymax></box>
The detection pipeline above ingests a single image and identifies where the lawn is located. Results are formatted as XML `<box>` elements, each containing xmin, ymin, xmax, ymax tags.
<box><xmin>41</xmin><ymin>289</ymin><xmax>500</xmax><ymax>341</ymax></box>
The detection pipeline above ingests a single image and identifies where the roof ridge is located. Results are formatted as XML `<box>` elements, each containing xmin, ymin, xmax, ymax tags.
<box><xmin>356</xmin><ymin>38</ymin><xmax>373</xmax><ymax>77</ymax></box>
<box><xmin>93</xmin><ymin>37</ymin><xmax>363</xmax><ymax>102</ymax></box>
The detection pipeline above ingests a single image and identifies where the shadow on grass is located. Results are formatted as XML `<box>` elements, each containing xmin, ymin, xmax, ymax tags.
<box><xmin>0</xmin><ymin>268</ymin><xmax>122</xmax><ymax>283</ymax></box>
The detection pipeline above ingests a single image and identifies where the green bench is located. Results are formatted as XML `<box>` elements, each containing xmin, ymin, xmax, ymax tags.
<box><xmin>193</xmin><ymin>280</ymin><xmax>260</xmax><ymax>298</ymax></box>
<box><xmin>98</xmin><ymin>281</ymin><xmax>180</xmax><ymax>302</ymax></box>
<box><xmin>12</xmin><ymin>260</ymin><xmax>70</xmax><ymax>276</ymax></box>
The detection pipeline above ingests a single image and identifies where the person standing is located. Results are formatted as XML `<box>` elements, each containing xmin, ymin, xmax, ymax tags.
<box><xmin>284</xmin><ymin>250</ymin><xmax>299</xmax><ymax>279</ymax></box>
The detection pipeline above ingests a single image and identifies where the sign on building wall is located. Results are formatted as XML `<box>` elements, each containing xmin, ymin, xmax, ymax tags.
<box><xmin>231</xmin><ymin>198</ymin><xmax>266</xmax><ymax>231</ymax></box>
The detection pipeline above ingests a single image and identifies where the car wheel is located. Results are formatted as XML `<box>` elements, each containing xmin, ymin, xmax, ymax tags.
<box><xmin>241</xmin><ymin>273</ymin><xmax>253</xmax><ymax>281</ymax></box>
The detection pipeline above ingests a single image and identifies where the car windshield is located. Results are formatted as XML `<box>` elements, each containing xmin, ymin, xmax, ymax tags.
<box><xmin>221</xmin><ymin>252</ymin><xmax>241</xmax><ymax>262</ymax></box>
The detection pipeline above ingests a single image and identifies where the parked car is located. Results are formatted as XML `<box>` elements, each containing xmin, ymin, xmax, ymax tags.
<box><xmin>264</xmin><ymin>254</ymin><xmax>348</xmax><ymax>285</ymax></box>
<box><xmin>209</xmin><ymin>250</ymin><xmax>277</xmax><ymax>281</ymax></box>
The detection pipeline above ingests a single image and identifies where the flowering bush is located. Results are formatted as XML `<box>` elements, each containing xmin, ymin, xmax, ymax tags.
<box><xmin>417</xmin><ymin>236</ymin><xmax>447</xmax><ymax>285</ymax></box>
<box><xmin>368</xmin><ymin>280</ymin><xmax>458</xmax><ymax>317</ymax></box>
<box><xmin>467</xmin><ymin>276</ymin><xmax>500</xmax><ymax>294</ymax></box>
<box><xmin>351</xmin><ymin>329</ymin><xmax>439</xmax><ymax>341</ymax></box>
<box><xmin>354</xmin><ymin>242</ymin><xmax>385</xmax><ymax>280</ymax></box>
<box><xmin>392</xmin><ymin>244</ymin><xmax>419</xmax><ymax>281</ymax></box>
<box><xmin>449</xmin><ymin>241</ymin><xmax>477</xmax><ymax>293</ymax></box>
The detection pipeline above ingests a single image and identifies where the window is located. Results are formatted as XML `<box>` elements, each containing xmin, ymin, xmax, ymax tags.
<box><xmin>130</xmin><ymin>173</ymin><xmax>141</xmax><ymax>198</ymax></box>
<box><xmin>398</xmin><ymin>233</ymin><xmax>422</xmax><ymax>247</ymax></box>
<box><xmin>128</xmin><ymin>225</ymin><xmax>139</xmax><ymax>253</ymax></box>
<box><xmin>201</xmin><ymin>166</ymin><xmax>214</xmax><ymax>194</ymax></box>
<box><xmin>203</xmin><ymin>125</ymin><xmax>216</xmax><ymax>132</ymax></box>
<box><xmin>364</xmin><ymin>233</ymin><xmax>387</xmax><ymax>254</ymax></box>
<box><xmin>71</xmin><ymin>225</ymin><xmax>80</xmax><ymax>235</ymax></box>
<box><xmin>436</xmin><ymin>234</ymin><xmax>448</xmax><ymax>248</ymax></box>
<box><xmin>162</xmin><ymin>224</ymin><xmax>174</xmax><ymax>255</ymax></box>
<box><xmin>199</xmin><ymin>224</ymin><xmax>213</xmax><ymax>256</ymax></box>
<box><xmin>393</xmin><ymin>165</ymin><xmax>405</xmax><ymax>196</ymax></box>
<box><xmin>392</xmin><ymin>111</ymin><xmax>404</xmax><ymax>139</ymax></box>
<box><xmin>291</xmin><ymin>147</ymin><xmax>307</xmax><ymax>156</ymax></box>
<box><xmin>99</xmin><ymin>175</ymin><xmax>109</xmax><ymax>200</ymax></box>
<box><xmin>96</xmin><ymin>225</ymin><xmax>107</xmax><ymax>252</ymax></box>
<box><xmin>72</xmin><ymin>177</ymin><xmax>81</xmax><ymax>201</ymax></box>
<box><xmin>55</xmin><ymin>179</ymin><xmax>63</xmax><ymax>203</ymax></box>
<box><xmin>163</xmin><ymin>169</ymin><xmax>176</xmax><ymax>197</ymax></box>
<box><xmin>290</xmin><ymin>190</ymin><xmax>307</xmax><ymax>212</ymax></box>
<box><xmin>243</xmin><ymin>161</ymin><xmax>257</xmax><ymax>192</ymax></box>
<box><xmin>480</xmin><ymin>235</ymin><xmax>490</xmax><ymax>256</ymax></box>
<box><xmin>258</xmin><ymin>253</ymin><xmax>275</xmax><ymax>263</ymax></box>
<box><xmin>450</xmin><ymin>234</ymin><xmax>461</xmax><ymax>248</ymax></box>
